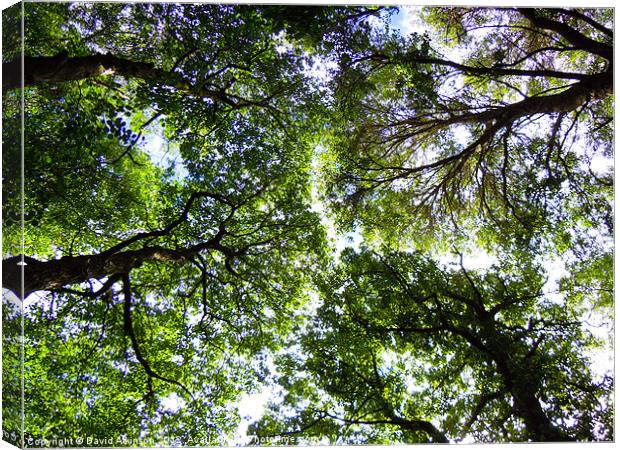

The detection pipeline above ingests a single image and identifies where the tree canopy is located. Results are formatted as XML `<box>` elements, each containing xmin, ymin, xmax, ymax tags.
<box><xmin>1</xmin><ymin>3</ymin><xmax>613</xmax><ymax>446</ymax></box>
<box><xmin>252</xmin><ymin>248</ymin><xmax>612</xmax><ymax>443</ymax></box>
<box><xmin>324</xmin><ymin>8</ymin><xmax>612</xmax><ymax>254</ymax></box>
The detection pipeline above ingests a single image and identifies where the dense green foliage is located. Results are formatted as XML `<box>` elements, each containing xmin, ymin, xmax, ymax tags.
<box><xmin>252</xmin><ymin>249</ymin><xmax>612</xmax><ymax>443</ymax></box>
<box><xmin>1</xmin><ymin>3</ymin><xmax>613</xmax><ymax>446</ymax></box>
<box><xmin>2</xmin><ymin>3</ymin><xmax>23</xmax><ymax>447</ymax></box>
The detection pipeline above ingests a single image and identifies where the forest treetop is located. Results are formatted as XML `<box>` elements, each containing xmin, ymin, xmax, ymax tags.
<box><xmin>1</xmin><ymin>3</ymin><xmax>613</xmax><ymax>446</ymax></box>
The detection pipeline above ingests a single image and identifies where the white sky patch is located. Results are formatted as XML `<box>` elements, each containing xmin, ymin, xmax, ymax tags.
<box><xmin>139</xmin><ymin>115</ymin><xmax>189</xmax><ymax>179</ymax></box>
<box><xmin>232</xmin><ymin>388</ymin><xmax>274</xmax><ymax>445</ymax></box>
<box><xmin>390</xmin><ymin>5</ymin><xmax>467</xmax><ymax>62</ymax></box>
<box><xmin>540</xmin><ymin>256</ymin><xmax>613</xmax><ymax>381</ymax></box>
<box><xmin>303</xmin><ymin>56</ymin><xmax>338</xmax><ymax>86</ymax></box>
<box><xmin>160</xmin><ymin>392</ymin><xmax>186</xmax><ymax>413</ymax></box>
<box><xmin>273</xmin><ymin>30</ymin><xmax>294</xmax><ymax>55</ymax></box>
<box><xmin>542</xmin><ymin>258</ymin><xmax>569</xmax><ymax>305</ymax></box>
<box><xmin>461</xmin><ymin>251</ymin><xmax>497</xmax><ymax>271</ymax></box>
<box><xmin>589</xmin><ymin>152</ymin><xmax>614</xmax><ymax>176</ymax></box>
<box><xmin>231</xmin><ymin>352</ymin><xmax>283</xmax><ymax>445</ymax></box>
<box><xmin>310</xmin><ymin>146</ymin><xmax>364</xmax><ymax>258</ymax></box>
<box><xmin>452</xmin><ymin>124</ymin><xmax>472</xmax><ymax>146</ymax></box>
<box><xmin>22</xmin><ymin>290</ymin><xmax>51</xmax><ymax>313</ymax></box>
<box><xmin>2</xmin><ymin>287</ymin><xmax>23</xmax><ymax>310</ymax></box>
<box><xmin>437</xmin><ymin>247</ymin><xmax>497</xmax><ymax>272</ymax></box>
<box><xmin>586</xmin><ymin>340</ymin><xmax>614</xmax><ymax>380</ymax></box>
<box><xmin>389</xmin><ymin>5</ymin><xmax>426</xmax><ymax>37</ymax></box>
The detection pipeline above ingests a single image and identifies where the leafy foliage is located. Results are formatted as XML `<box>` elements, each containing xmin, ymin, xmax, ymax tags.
<box><xmin>321</xmin><ymin>8</ymin><xmax>612</xmax><ymax>257</ymax></box>
<box><xmin>1</xmin><ymin>3</ymin><xmax>613</xmax><ymax>445</ymax></box>
<box><xmin>252</xmin><ymin>249</ymin><xmax>613</xmax><ymax>442</ymax></box>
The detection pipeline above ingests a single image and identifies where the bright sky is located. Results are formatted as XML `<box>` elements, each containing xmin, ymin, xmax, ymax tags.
<box><xmin>140</xmin><ymin>114</ymin><xmax>189</xmax><ymax>179</ymax></box>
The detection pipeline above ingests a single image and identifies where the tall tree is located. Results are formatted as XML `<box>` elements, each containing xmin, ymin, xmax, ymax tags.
<box><xmin>1</xmin><ymin>4</ymin><xmax>612</xmax><ymax>445</ymax></box>
<box><xmin>1</xmin><ymin>2</ymin><xmax>371</xmax><ymax>443</ymax></box>
<box><xmin>322</xmin><ymin>7</ymin><xmax>612</xmax><ymax>255</ymax></box>
<box><xmin>251</xmin><ymin>249</ymin><xmax>613</xmax><ymax>443</ymax></box>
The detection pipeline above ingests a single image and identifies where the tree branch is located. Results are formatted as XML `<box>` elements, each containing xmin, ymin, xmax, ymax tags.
<box><xmin>50</xmin><ymin>273</ymin><xmax>122</xmax><ymax>299</ymax></box>
<box><xmin>462</xmin><ymin>388</ymin><xmax>509</xmax><ymax>435</ymax></box>
<box><xmin>319</xmin><ymin>410</ymin><xmax>449</xmax><ymax>443</ymax></box>
<box><xmin>402</xmin><ymin>54</ymin><xmax>589</xmax><ymax>81</ymax></box>
<box><xmin>516</xmin><ymin>8</ymin><xmax>612</xmax><ymax>60</ymax></box>
<box><xmin>557</xmin><ymin>9</ymin><xmax>613</xmax><ymax>38</ymax></box>
<box><xmin>453</xmin><ymin>247</ymin><xmax>487</xmax><ymax>313</ymax></box>
<box><xmin>99</xmin><ymin>190</ymin><xmax>233</xmax><ymax>257</ymax></box>
<box><xmin>121</xmin><ymin>273</ymin><xmax>197</xmax><ymax>406</ymax></box>
<box><xmin>2</xmin><ymin>52</ymin><xmax>278</xmax><ymax>110</ymax></box>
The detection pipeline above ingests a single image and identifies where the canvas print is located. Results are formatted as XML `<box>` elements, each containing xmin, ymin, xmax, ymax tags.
<box><xmin>1</xmin><ymin>2</ymin><xmax>614</xmax><ymax>446</ymax></box>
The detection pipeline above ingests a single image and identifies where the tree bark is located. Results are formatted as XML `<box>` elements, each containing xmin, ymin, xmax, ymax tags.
<box><xmin>517</xmin><ymin>8</ymin><xmax>613</xmax><ymax>61</ymax></box>
<box><xmin>4</xmin><ymin>52</ymin><xmax>160</xmax><ymax>91</ymax></box>
<box><xmin>2</xmin><ymin>52</ymin><xmax>242</xmax><ymax>107</ymax></box>
<box><xmin>439</xmin><ymin>69</ymin><xmax>613</xmax><ymax>128</ymax></box>
<box><xmin>396</xmin><ymin>418</ymin><xmax>449</xmax><ymax>443</ymax></box>
<box><xmin>449</xmin><ymin>313</ymin><xmax>570</xmax><ymax>441</ymax></box>
<box><xmin>489</xmin><ymin>346</ymin><xmax>570</xmax><ymax>441</ymax></box>
<box><xmin>492</xmin><ymin>70</ymin><xmax>613</xmax><ymax>122</ymax></box>
<box><xmin>2</xmin><ymin>232</ymin><xmax>230</xmax><ymax>298</ymax></box>
<box><xmin>483</xmin><ymin>330</ymin><xmax>574</xmax><ymax>442</ymax></box>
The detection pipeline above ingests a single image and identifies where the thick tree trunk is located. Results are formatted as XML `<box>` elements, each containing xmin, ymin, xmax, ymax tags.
<box><xmin>510</xmin><ymin>384</ymin><xmax>569</xmax><ymax>442</ymax></box>
<box><xmin>3</xmin><ymin>52</ymin><xmax>164</xmax><ymax>91</ymax></box>
<box><xmin>2</xmin><ymin>52</ymin><xmax>239</xmax><ymax>106</ymax></box>
<box><xmin>453</xmin><ymin>69</ymin><xmax>614</xmax><ymax>127</ymax></box>
<box><xmin>466</xmin><ymin>320</ymin><xmax>570</xmax><ymax>442</ymax></box>
<box><xmin>2</xmin><ymin>235</ymin><xmax>230</xmax><ymax>298</ymax></box>
<box><xmin>496</xmin><ymin>70</ymin><xmax>613</xmax><ymax>121</ymax></box>
<box><xmin>398</xmin><ymin>419</ymin><xmax>449</xmax><ymax>443</ymax></box>
<box><xmin>492</xmin><ymin>354</ymin><xmax>570</xmax><ymax>442</ymax></box>
<box><xmin>3</xmin><ymin>248</ymin><xmax>181</xmax><ymax>297</ymax></box>
<box><xmin>517</xmin><ymin>8</ymin><xmax>613</xmax><ymax>61</ymax></box>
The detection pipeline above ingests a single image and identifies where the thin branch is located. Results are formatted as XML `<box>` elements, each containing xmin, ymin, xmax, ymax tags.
<box><xmin>51</xmin><ymin>274</ymin><xmax>122</xmax><ymax>298</ymax></box>
<box><xmin>462</xmin><ymin>388</ymin><xmax>509</xmax><ymax>435</ymax></box>
<box><xmin>318</xmin><ymin>410</ymin><xmax>449</xmax><ymax>443</ymax></box>
<box><xmin>257</xmin><ymin>412</ymin><xmax>329</xmax><ymax>438</ymax></box>
<box><xmin>405</xmin><ymin>54</ymin><xmax>589</xmax><ymax>81</ymax></box>
<box><xmin>452</xmin><ymin>246</ymin><xmax>486</xmax><ymax>309</ymax></box>
<box><xmin>140</xmin><ymin>110</ymin><xmax>163</xmax><ymax>130</ymax></box>
<box><xmin>170</xmin><ymin>47</ymin><xmax>198</xmax><ymax>73</ymax></box>
<box><xmin>121</xmin><ymin>273</ymin><xmax>197</xmax><ymax>406</ymax></box>
<box><xmin>99</xmin><ymin>191</ymin><xmax>233</xmax><ymax>257</ymax></box>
